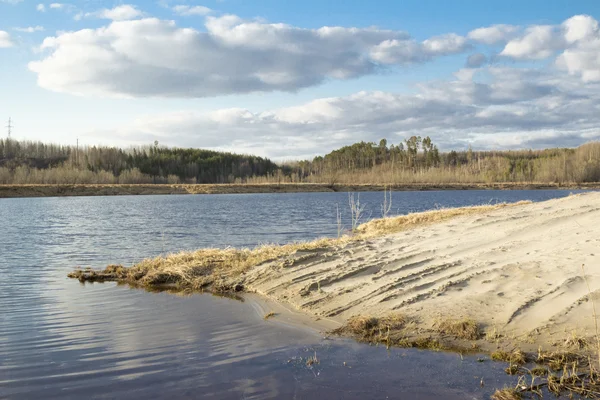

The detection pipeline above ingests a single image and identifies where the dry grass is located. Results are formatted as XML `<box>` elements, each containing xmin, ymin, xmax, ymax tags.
<box><xmin>491</xmin><ymin>388</ymin><xmax>522</xmax><ymax>400</ymax></box>
<box><xmin>436</xmin><ymin>318</ymin><xmax>481</xmax><ymax>340</ymax></box>
<box><xmin>565</xmin><ymin>331</ymin><xmax>589</xmax><ymax>350</ymax></box>
<box><xmin>536</xmin><ymin>350</ymin><xmax>583</xmax><ymax>371</ymax></box>
<box><xmin>530</xmin><ymin>366</ymin><xmax>548</xmax><ymax>376</ymax></box>
<box><xmin>305</xmin><ymin>351</ymin><xmax>319</xmax><ymax>366</ymax></box>
<box><xmin>69</xmin><ymin>238</ymin><xmax>346</xmax><ymax>291</ymax></box>
<box><xmin>334</xmin><ymin>314</ymin><xmax>450</xmax><ymax>351</ymax></box>
<box><xmin>263</xmin><ymin>311</ymin><xmax>276</xmax><ymax>320</ymax></box>
<box><xmin>342</xmin><ymin>314</ymin><xmax>408</xmax><ymax>342</ymax></box>
<box><xmin>355</xmin><ymin>201</ymin><xmax>531</xmax><ymax>235</ymax></box>
<box><xmin>490</xmin><ymin>349</ymin><xmax>527</xmax><ymax>365</ymax></box>
<box><xmin>504</xmin><ymin>364</ymin><xmax>520</xmax><ymax>375</ymax></box>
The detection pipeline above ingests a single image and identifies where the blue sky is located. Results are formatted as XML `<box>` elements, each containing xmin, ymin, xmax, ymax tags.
<box><xmin>1</xmin><ymin>0</ymin><xmax>600</xmax><ymax>159</ymax></box>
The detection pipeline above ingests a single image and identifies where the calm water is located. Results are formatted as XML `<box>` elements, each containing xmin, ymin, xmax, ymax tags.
<box><xmin>0</xmin><ymin>190</ymin><xmax>593</xmax><ymax>399</ymax></box>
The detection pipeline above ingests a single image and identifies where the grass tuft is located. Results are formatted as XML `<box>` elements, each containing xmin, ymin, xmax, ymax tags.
<box><xmin>263</xmin><ymin>311</ymin><xmax>276</xmax><ymax>320</ymax></box>
<box><xmin>490</xmin><ymin>350</ymin><xmax>527</xmax><ymax>365</ymax></box>
<box><xmin>342</xmin><ymin>314</ymin><xmax>407</xmax><ymax>342</ymax></box>
<box><xmin>491</xmin><ymin>388</ymin><xmax>522</xmax><ymax>400</ymax></box>
<box><xmin>436</xmin><ymin>318</ymin><xmax>481</xmax><ymax>340</ymax></box>
<box><xmin>530</xmin><ymin>366</ymin><xmax>548</xmax><ymax>377</ymax></box>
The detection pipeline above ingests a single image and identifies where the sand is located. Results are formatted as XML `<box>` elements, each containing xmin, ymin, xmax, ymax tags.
<box><xmin>241</xmin><ymin>192</ymin><xmax>600</xmax><ymax>351</ymax></box>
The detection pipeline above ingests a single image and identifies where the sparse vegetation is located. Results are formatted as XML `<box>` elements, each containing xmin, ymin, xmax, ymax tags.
<box><xmin>263</xmin><ymin>311</ymin><xmax>276</xmax><ymax>320</ymax></box>
<box><xmin>530</xmin><ymin>366</ymin><xmax>548</xmax><ymax>377</ymax></box>
<box><xmin>348</xmin><ymin>192</ymin><xmax>366</xmax><ymax>232</ymax></box>
<box><xmin>491</xmin><ymin>387</ymin><xmax>522</xmax><ymax>400</ymax></box>
<box><xmin>355</xmin><ymin>201</ymin><xmax>530</xmax><ymax>236</ymax></box>
<box><xmin>436</xmin><ymin>318</ymin><xmax>481</xmax><ymax>340</ymax></box>
<box><xmin>305</xmin><ymin>351</ymin><xmax>319</xmax><ymax>367</ymax></box>
<box><xmin>341</xmin><ymin>314</ymin><xmax>408</xmax><ymax>341</ymax></box>
<box><xmin>491</xmin><ymin>350</ymin><xmax>527</xmax><ymax>365</ymax></box>
<box><xmin>380</xmin><ymin>186</ymin><xmax>392</xmax><ymax>218</ymax></box>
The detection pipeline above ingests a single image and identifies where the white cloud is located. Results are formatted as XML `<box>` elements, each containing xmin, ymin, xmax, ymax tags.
<box><xmin>468</xmin><ymin>24</ymin><xmax>519</xmax><ymax>45</ymax></box>
<box><xmin>501</xmin><ymin>25</ymin><xmax>564</xmax><ymax>59</ymax></box>
<box><xmin>556</xmin><ymin>39</ymin><xmax>600</xmax><ymax>82</ymax></box>
<box><xmin>555</xmin><ymin>15</ymin><xmax>600</xmax><ymax>82</ymax></box>
<box><xmin>563</xmin><ymin>14</ymin><xmax>598</xmax><ymax>43</ymax></box>
<box><xmin>45</xmin><ymin>2</ymin><xmax>77</xmax><ymax>13</ymax></box>
<box><xmin>29</xmin><ymin>15</ymin><xmax>470</xmax><ymax>98</ymax></box>
<box><xmin>0</xmin><ymin>31</ymin><xmax>14</xmax><ymax>47</ymax></box>
<box><xmin>14</xmin><ymin>26</ymin><xmax>45</xmax><ymax>33</ymax></box>
<box><xmin>422</xmin><ymin>33</ymin><xmax>469</xmax><ymax>55</ymax></box>
<box><xmin>93</xmin><ymin>66</ymin><xmax>600</xmax><ymax>158</ymax></box>
<box><xmin>172</xmin><ymin>5</ymin><xmax>211</xmax><ymax>16</ymax></box>
<box><xmin>496</xmin><ymin>15</ymin><xmax>600</xmax><ymax>82</ymax></box>
<box><xmin>500</xmin><ymin>15</ymin><xmax>600</xmax><ymax>61</ymax></box>
<box><xmin>1</xmin><ymin>0</ymin><xmax>24</xmax><ymax>4</ymax></box>
<box><xmin>86</xmin><ymin>5</ymin><xmax>143</xmax><ymax>21</ymax></box>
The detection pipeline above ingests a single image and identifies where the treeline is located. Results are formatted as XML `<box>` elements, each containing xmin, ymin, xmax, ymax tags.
<box><xmin>0</xmin><ymin>139</ymin><xmax>277</xmax><ymax>184</ymax></box>
<box><xmin>2</xmin><ymin>136</ymin><xmax>600</xmax><ymax>185</ymax></box>
<box><xmin>256</xmin><ymin>136</ymin><xmax>600</xmax><ymax>185</ymax></box>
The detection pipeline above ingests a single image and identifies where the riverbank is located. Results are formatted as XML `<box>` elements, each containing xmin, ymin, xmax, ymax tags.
<box><xmin>245</xmin><ymin>193</ymin><xmax>600</xmax><ymax>356</ymax></box>
<box><xmin>3</xmin><ymin>182</ymin><xmax>600</xmax><ymax>198</ymax></box>
<box><xmin>69</xmin><ymin>193</ymin><xmax>600</xmax><ymax>397</ymax></box>
<box><xmin>69</xmin><ymin>193</ymin><xmax>600</xmax><ymax>353</ymax></box>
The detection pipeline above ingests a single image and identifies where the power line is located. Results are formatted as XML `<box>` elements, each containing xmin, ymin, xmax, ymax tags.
<box><xmin>6</xmin><ymin>117</ymin><xmax>13</xmax><ymax>139</ymax></box>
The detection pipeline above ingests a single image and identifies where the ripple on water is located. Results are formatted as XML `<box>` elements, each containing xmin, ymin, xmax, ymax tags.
<box><xmin>2</xmin><ymin>190</ymin><xmax>594</xmax><ymax>399</ymax></box>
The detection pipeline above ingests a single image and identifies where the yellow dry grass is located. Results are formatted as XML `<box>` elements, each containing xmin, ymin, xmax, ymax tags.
<box><xmin>491</xmin><ymin>388</ymin><xmax>522</xmax><ymax>400</ymax></box>
<box><xmin>356</xmin><ymin>201</ymin><xmax>531</xmax><ymax>236</ymax></box>
<box><xmin>76</xmin><ymin>237</ymin><xmax>348</xmax><ymax>291</ymax></box>
<box><xmin>69</xmin><ymin>201</ymin><xmax>530</xmax><ymax>292</ymax></box>
<box><xmin>436</xmin><ymin>318</ymin><xmax>481</xmax><ymax>340</ymax></box>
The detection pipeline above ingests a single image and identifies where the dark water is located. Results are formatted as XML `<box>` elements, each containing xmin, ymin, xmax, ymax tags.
<box><xmin>0</xmin><ymin>190</ymin><xmax>593</xmax><ymax>399</ymax></box>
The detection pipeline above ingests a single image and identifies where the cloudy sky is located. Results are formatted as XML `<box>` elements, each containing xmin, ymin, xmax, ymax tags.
<box><xmin>1</xmin><ymin>0</ymin><xmax>600</xmax><ymax>159</ymax></box>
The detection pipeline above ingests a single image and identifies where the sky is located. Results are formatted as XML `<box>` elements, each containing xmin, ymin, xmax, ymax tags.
<box><xmin>1</xmin><ymin>1</ymin><xmax>600</xmax><ymax>160</ymax></box>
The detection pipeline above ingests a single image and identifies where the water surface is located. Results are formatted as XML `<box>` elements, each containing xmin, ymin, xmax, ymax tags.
<box><xmin>1</xmin><ymin>190</ymin><xmax>592</xmax><ymax>399</ymax></box>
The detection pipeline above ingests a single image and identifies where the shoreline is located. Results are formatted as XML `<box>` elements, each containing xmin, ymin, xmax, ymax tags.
<box><xmin>2</xmin><ymin>182</ymin><xmax>600</xmax><ymax>198</ymax></box>
<box><xmin>68</xmin><ymin>195</ymin><xmax>600</xmax><ymax>355</ymax></box>
<box><xmin>68</xmin><ymin>194</ymin><xmax>600</xmax><ymax>397</ymax></box>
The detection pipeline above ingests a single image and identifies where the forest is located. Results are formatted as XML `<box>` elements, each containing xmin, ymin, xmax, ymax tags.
<box><xmin>0</xmin><ymin>139</ymin><xmax>277</xmax><ymax>184</ymax></box>
<box><xmin>1</xmin><ymin>136</ymin><xmax>600</xmax><ymax>185</ymax></box>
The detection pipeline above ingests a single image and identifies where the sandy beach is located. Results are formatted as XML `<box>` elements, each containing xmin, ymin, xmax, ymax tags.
<box><xmin>239</xmin><ymin>192</ymin><xmax>600</xmax><ymax>352</ymax></box>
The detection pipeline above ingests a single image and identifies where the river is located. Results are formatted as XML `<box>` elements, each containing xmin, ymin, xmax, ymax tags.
<box><xmin>1</xmin><ymin>190</ymin><xmax>592</xmax><ymax>399</ymax></box>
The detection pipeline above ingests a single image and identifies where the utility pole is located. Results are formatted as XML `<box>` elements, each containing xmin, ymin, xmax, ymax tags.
<box><xmin>6</xmin><ymin>117</ymin><xmax>12</xmax><ymax>139</ymax></box>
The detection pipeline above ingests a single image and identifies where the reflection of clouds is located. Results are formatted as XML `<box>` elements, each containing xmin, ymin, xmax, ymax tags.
<box><xmin>3</xmin><ymin>194</ymin><xmax>547</xmax><ymax>398</ymax></box>
<box><xmin>1</xmin><ymin>195</ymin><xmax>320</xmax><ymax>398</ymax></box>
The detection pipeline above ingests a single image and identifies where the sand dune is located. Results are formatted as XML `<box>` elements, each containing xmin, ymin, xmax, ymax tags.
<box><xmin>243</xmin><ymin>192</ymin><xmax>600</xmax><ymax>349</ymax></box>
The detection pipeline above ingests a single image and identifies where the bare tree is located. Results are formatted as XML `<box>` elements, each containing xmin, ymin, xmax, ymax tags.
<box><xmin>349</xmin><ymin>192</ymin><xmax>366</xmax><ymax>232</ymax></box>
<box><xmin>336</xmin><ymin>203</ymin><xmax>343</xmax><ymax>238</ymax></box>
<box><xmin>381</xmin><ymin>186</ymin><xmax>392</xmax><ymax>218</ymax></box>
